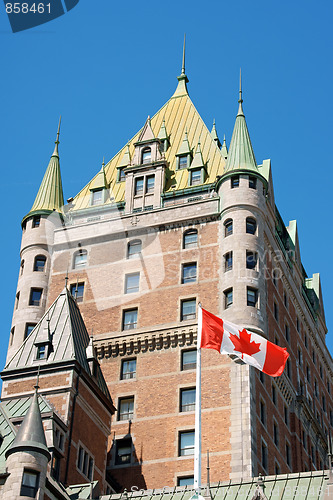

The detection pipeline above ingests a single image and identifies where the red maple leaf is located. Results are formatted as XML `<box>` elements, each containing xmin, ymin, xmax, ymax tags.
<box><xmin>229</xmin><ymin>329</ymin><xmax>261</xmax><ymax>359</ymax></box>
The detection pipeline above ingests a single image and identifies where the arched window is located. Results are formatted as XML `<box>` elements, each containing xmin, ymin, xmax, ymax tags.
<box><xmin>183</xmin><ymin>229</ymin><xmax>198</xmax><ymax>249</ymax></box>
<box><xmin>224</xmin><ymin>219</ymin><xmax>233</xmax><ymax>237</ymax></box>
<box><xmin>246</xmin><ymin>217</ymin><xmax>257</xmax><ymax>235</ymax></box>
<box><xmin>142</xmin><ymin>148</ymin><xmax>151</xmax><ymax>164</ymax></box>
<box><xmin>34</xmin><ymin>255</ymin><xmax>46</xmax><ymax>272</ymax></box>
<box><xmin>127</xmin><ymin>240</ymin><xmax>142</xmax><ymax>259</ymax></box>
<box><xmin>73</xmin><ymin>250</ymin><xmax>87</xmax><ymax>269</ymax></box>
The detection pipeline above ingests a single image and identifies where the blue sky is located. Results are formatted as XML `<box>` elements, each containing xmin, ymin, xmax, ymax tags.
<box><xmin>1</xmin><ymin>0</ymin><xmax>332</xmax><ymax>371</ymax></box>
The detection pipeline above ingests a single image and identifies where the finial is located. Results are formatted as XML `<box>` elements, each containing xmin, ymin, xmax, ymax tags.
<box><xmin>35</xmin><ymin>365</ymin><xmax>40</xmax><ymax>392</ymax></box>
<box><xmin>237</xmin><ymin>68</ymin><xmax>244</xmax><ymax>116</ymax></box>
<box><xmin>52</xmin><ymin>115</ymin><xmax>61</xmax><ymax>156</ymax></box>
<box><xmin>102</xmin><ymin>156</ymin><xmax>105</xmax><ymax>168</ymax></box>
<box><xmin>181</xmin><ymin>34</ymin><xmax>186</xmax><ymax>75</ymax></box>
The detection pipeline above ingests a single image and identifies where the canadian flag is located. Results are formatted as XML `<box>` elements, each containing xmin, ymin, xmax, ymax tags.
<box><xmin>199</xmin><ymin>307</ymin><xmax>289</xmax><ymax>377</ymax></box>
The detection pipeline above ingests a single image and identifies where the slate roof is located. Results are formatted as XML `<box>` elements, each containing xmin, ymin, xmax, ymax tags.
<box><xmin>3</xmin><ymin>287</ymin><xmax>111</xmax><ymax>402</ymax></box>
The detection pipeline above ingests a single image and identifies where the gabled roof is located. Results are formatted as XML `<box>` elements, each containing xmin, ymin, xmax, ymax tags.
<box><xmin>71</xmin><ymin>65</ymin><xmax>226</xmax><ymax>211</ymax></box>
<box><xmin>23</xmin><ymin>117</ymin><xmax>64</xmax><ymax>224</ymax></box>
<box><xmin>4</xmin><ymin>288</ymin><xmax>112</xmax><ymax>402</ymax></box>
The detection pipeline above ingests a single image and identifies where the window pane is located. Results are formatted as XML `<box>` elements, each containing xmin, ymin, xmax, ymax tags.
<box><xmin>146</xmin><ymin>175</ymin><xmax>155</xmax><ymax>193</ymax></box>
<box><xmin>74</xmin><ymin>252</ymin><xmax>87</xmax><ymax>269</ymax></box>
<box><xmin>125</xmin><ymin>273</ymin><xmax>140</xmax><ymax>294</ymax></box>
<box><xmin>37</xmin><ymin>345</ymin><xmax>46</xmax><ymax>360</ymax></box>
<box><xmin>135</xmin><ymin>178</ymin><xmax>144</xmax><ymax>195</ymax></box>
<box><xmin>116</xmin><ymin>439</ymin><xmax>132</xmax><ymax>465</ymax></box>
<box><xmin>184</xmin><ymin>230</ymin><xmax>198</xmax><ymax>249</ymax></box>
<box><xmin>182</xmin><ymin>350</ymin><xmax>196</xmax><ymax>370</ymax></box>
<box><xmin>123</xmin><ymin>309</ymin><xmax>138</xmax><ymax>330</ymax></box>
<box><xmin>179</xmin><ymin>431</ymin><xmax>194</xmax><ymax>456</ymax></box>
<box><xmin>246</xmin><ymin>218</ymin><xmax>256</xmax><ymax>234</ymax></box>
<box><xmin>119</xmin><ymin>168</ymin><xmax>126</xmax><ymax>181</ymax></box>
<box><xmin>92</xmin><ymin>190</ymin><xmax>103</xmax><ymax>206</ymax></box>
<box><xmin>231</xmin><ymin>176</ymin><xmax>239</xmax><ymax>188</ymax></box>
<box><xmin>128</xmin><ymin>240</ymin><xmax>142</xmax><ymax>258</ymax></box>
<box><xmin>34</xmin><ymin>256</ymin><xmax>46</xmax><ymax>272</ymax></box>
<box><xmin>225</xmin><ymin>252</ymin><xmax>232</xmax><ymax>271</ymax></box>
<box><xmin>22</xmin><ymin>471</ymin><xmax>38</xmax><ymax>487</ymax></box>
<box><xmin>224</xmin><ymin>219</ymin><xmax>233</xmax><ymax>236</ymax></box>
<box><xmin>182</xmin><ymin>263</ymin><xmax>197</xmax><ymax>283</ymax></box>
<box><xmin>224</xmin><ymin>289</ymin><xmax>233</xmax><ymax>308</ymax></box>
<box><xmin>249</xmin><ymin>176</ymin><xmax>257</xmax><ymax>189</ymax></box>
<box><xmin>181</xmin><ymin>300</ymin><xmax>196</xmax><ymax>321</ymax></box>
<box><xmin>119</xmin><ymin>397</ymin><xmax>134</xmax><ymax>421</ymax></box>
<box><xmin>179</xmin><ymin>155</ymin><xmax>188</xmax><ymax>169</ymax></box>
<box><xmin>142</xmin><ymin>149</ymin><xmax>151</xmax><ymax>164</ymax></box>
<box><xmin>181</xmin><ymin>388</ymin><xmax>196</xmax><ymax>412</ymax></box>
<box><xmin>29</xmin><ymin>288</ymin><xmax>42</xmax><ymax>306</ymax></box>
<box><xmin>247</xmin><ymin>288</ymin><xmax>258</xmax><ymax>307</ymax></box>
<box><xmin>70</xmin><ymin>283</ymin><xmax>84</xmax><ymax>303</ymax></box>
<box><xmin>32</xmin><ymin>216</ymin><xmax>40</xmax><ymax>228</ymax></box>
<box><xmin>25</xmin><ymin>324</ymin><xmax>36</xmax><ymax>339</ymax></box>
<box><xmin>121</xmin><ymin>359</ymin><xmax>136</xmax><ymax>379</ymax></box>
<box><xmin>178</xmin><ymin>477</ymin><xmax>194</xmax><ymax>486</ymax></box>
<box><xmin>246</xmin><ymin>251</ymin><xmax>257</xmax><ymax>270</ymax></box>
<box><xmin>191</xmin><ymin>169</ymin><xmax>201</xmax><ymax>185</ymax></box>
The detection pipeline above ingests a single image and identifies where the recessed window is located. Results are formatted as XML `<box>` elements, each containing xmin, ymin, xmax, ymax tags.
<box><xmin>286</xmin><ymin>359</ymin><xmax>291</xmax><ymax>379</ymax></box>
<box><xmin>284</xmin><ymin>292</ymin><xmax>288</xmax><ymax>309</ymax></box>
<box><xmin>142</xmin><ymin>148</ymin><xmax>151</xmax><ymax>164</ymax></box>
<box><xmin>190</xmin><ymin>168</ymin><xmax>201</xmax><ymax>185</ymax></box>
<box><xmin>177</xmin><ymin>477</ymin><xmax>194</xmax><ymax>486</ymax></box>
<box><xmin>34</xmin><ymin>255</ymin><xmax>46</xmax><ymax>272</ymax></box>
<box><xmin>20</xmin><ymin>470</ymin><xmax>39</xmax><ymax>498</ymax></box>
<box><xmin>10</xmin><ymin>327</ymin><xmax>14</xmax><ymax>346</ymax></box>
<box><xmin>91</xmin><ymin>189</ymin><xmax>103</xmax><ymax>206</ymax></box>
<box><xmin>15</xmin><ymin>291</ymin><xmax>20</xmax><ymax>310</ymax></box>
<box><xmin>231</xmin><ymin>175</ymin><xmax>239</xmax><ymax>188</ymax></box>
<box><xmin>224</xmin><ymin>218</ymin><xmax>233</xmax><ymax>237</ymax></box>
<box><xmin>285</xmin><ymin>324</ymin><xmax>290</xmax><ymax>343</ymax></box>
<box><xmin>51</xmin><ymin>454</ymin><xmax>60</xmax><ymax>481</ymax></box>
<box><xmin>246</xmin><ymin>217</ymin><xmax>257</xmax><ymax>234</ymax></box>
<box><xmin>125</xmin><ymin>273</ymin><xmax>140</xmax><ymax>294</ymax></box>
<box><xmin>121</xmin><ymin>359</ymin><xmax>136</xmax><ymax>380</ymax></box>
<box><xmin>127</xmin><ymin>239</ymin><xmax>142</xmax><ymax>259</ymax></box>
<box><xmin>260</xmin><ymin>400</ymin><xmax>266</xmax><ymax>426</ymax></box>
<box><xmin>179</xmin><ymin>431</ymin><xmax>194</xmax><ymax>456</ymax></box>
<box><xmin>284</xmin><ymin>406</ymin><xmax>289</xmax><ymax>427</ymax></box>
<box><xmin>272</xmin><ymin>385</ymin><xmax>277</xmax><ymax>405</ymax></box>
<box><xmin>118</xmin><ymin>168</ymin><xmax>126</xmax><ymax>182</ymax></box>
<box><xmin>115</xmin><ymin>438</ymin><xmax>132</xmax><ymax>465</ymax></box>
<box><xmin>118</xmin><ymin>397</ymin><xmax>134</xmax><ymax>421</ymax></box>
<box><xmin>74</xmin><ymin>250</ymin><xmax>87</xmax><ymax>269</ymax></box>
<box><xmin>249</xmin><ymin>176</ymin><xmax>257</xmax><ymax>189</ymax></box>
<box><xmin>247</xmin><ymin>287</ymin><xmax>258</xmax><ymax>307</ymax></box>
<box><xmin>259</xmin><ymin>371</ymin><xmax>265</xmax><ymax>385</ymax></box>
<box><xmin>181</xmin><ymin>350</ymin><xmax>196</xmax><ymax>371</ymax></box>
<box><xmin>306</xmin><ymin>365</ymin><xmax>311</xmax><ymax>382</ymax></box>
<box><xmin>178</xmin><ymin>155</ymin><xmax>188</xmax><ymax>169</ymax></box>
<box><xmin>70</xmin><ymin>283</ymin><xmax>84</xmax><ymax>303</ymax></box>
<box><xmin>20</xmin><ymin>260</ymin><xmax>25</xmax><ymax>276</ymax></box>
<box><xmin>146</xmin><ymin>175</ymin><xmax>155</xmax><ymax>193</ymax></box>
<box><xmin>183</xmin><ymin>229</ymin><xmax>198</xmax><ymax>249</ymax></box>
<box><xmin>122</xmin><ymin>309</ymin><xmax>138</xmax><ymax>330</ymax></box>
<box><xmin>180</xmin><ymin>388</ymin><xmax>196</xmax><ymax>412</ymax></box>
<box><xmin>275</xmin><ymin>462</ymin><xmax>280</xmax><ymax>475</ymax></box>
<box><xmin>24</xmin><ymin>323</ymin><xmax>36</xmax><ymax>339</ymax></box>
<box><xmin>182</xmin><ymin>263</ymin><xmax>197</xmax><ymax>284</ymax></box>
<box><xmin>286</xmin><ymin>442</ymin><xmax>291</xmax><ymax>468</ymax></box>
<box><xmin>134</xmin><ymin>177</ymin><xmax>144</xmax><ymax>195</ymax></box>
<box><xmin>29</xmin><ymin>288</ymin><xmax>42</xmax><ymax>306</ymax></box>
<box><xmin>272</xmin><ymin>269</ymin><xmax>278</xmax><ymax>287</ymax></box>
<box><xmin>304</xmin><ymin>333</ymin><xmax>308</xmax><ymax>348</ymax></box>
<box><xmin>224</xmin><ymin>252</ymin><xmax>233</xmax><ymax>271</ymax></box>
<box><xmin>224</xmin><ymin>288</ymin><xmax>233</xmax><ymax>309</ymax></box>
<box><xmin>274</xmin><ymin>302</ymin><xmax>279</xmax><ymax>322</ymax></box>
<box><xmin>273</xmin><ymin>421</ymin><xmax>279</xmax><ymax>447</ymax></box>
<box><xmin>296</xmin><ymin>317</ymin><xmax>300</xmax><ymax>332</ymax></box>
<box><xmin>298</xmin><ymin>348</ymin><xmax>303</xmax><ymax>366</ymax></box>
<box><xmin>77</xmin><ymin>446</ymin><xmax>94</xmax><ymax>480</ymax></box>
<box><xmin>246</xmin><ymin>251</ymin><xmax>257</xmax><ymax>270</ymax></box>
<box><xmin>36</xmin><ymin>345</ymin><xmax>47</xmax><ymax>360</ymax></box>
<box><xmin>32</xmin><ymin>216</ymin><xmax>41</xmax><ymax>228</ymax></box>
<box><xmin>261</xmin><ymin>441</ymin><xmax>267</xmax><ymax>471</ymax></box>
<box><xmin>181</xmin><ymin>299</ymin><xmax>196</xmax><ymax>321</ymax></box>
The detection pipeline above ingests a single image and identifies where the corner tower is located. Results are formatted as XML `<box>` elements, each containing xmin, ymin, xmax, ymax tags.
<box><xmin>7</xmin><ymin>118</ymin><xmax>64</xmax><ymax>361</ymax></box>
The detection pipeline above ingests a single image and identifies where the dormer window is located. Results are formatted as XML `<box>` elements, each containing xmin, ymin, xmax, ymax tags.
<box><xmin>91</xmin><ymin>189</ymin><xmax>103</xmax><ymax>206</ymax></box>
<box><xmin>118</xmin><ymin>168</ymin><xmax>126</xmax><ymax>182</ymax></box>
<box><xmin>36</xmin><ymin>344</ymin><xmax>47</xmax><ymax>360</ymax></box>
<box><xmin>142</xmin><ymin>148</ymin><xmax>151</xmax><ymax>164</ymax></box>
<box><xmin>190</xmin><ymin>169</ymin><xmax>202</xmax><ymax>186</ymax></box>
<box><xmin>178</xmin><ymin>155</ymin><xmax>189</xmax><ymax>169</ymax></box>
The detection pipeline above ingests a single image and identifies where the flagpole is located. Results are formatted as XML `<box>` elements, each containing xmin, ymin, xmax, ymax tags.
<box><xmin>194</xmin><ymin>303</ymin><xmax>202</xmax><ymax>494</ymax></box>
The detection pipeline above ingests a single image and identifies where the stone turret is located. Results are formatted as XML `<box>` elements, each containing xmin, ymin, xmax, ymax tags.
<box><xmin>7</xmin><ymin>118</ymin><xmax>64</xmax><ymax>361</ymax></box>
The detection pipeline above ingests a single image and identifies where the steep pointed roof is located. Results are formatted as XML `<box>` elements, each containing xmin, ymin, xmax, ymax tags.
<box><xmin>23</xmin><ymin>117</ymin><xmax>64</xmax><ymax>224</ymax></box>
<box><xmin>190</xmin><ymin>141</ymin><xmax>205</xmax><ymax>169</ymax></box>
<box><xmin>158</xmin><ymin>119</ymin><xmax>169</xmax><ymax>142</ymax></box>
<box><xmin>221</xmin><ymin>135</ymin><xmax>228</xmax><ymax>160</ymax></box>
<box><xmin>224</xmin><ymin>73</ymin><xmax>258</xmax><ymax>174</ymax></box>
<box><xmin>90</xmin><ymin>159</ymin><xmax>108</xmax><ymax>190</ymax></box>
<box><xmin>5</xmin><ymin>387</ymin><xmax>50</xmax><ymax>460</ymax></box>
<box><xmin>211</xmin><ymin>120</ymin><xmax>221</xmax><ymax>148</ymax></box>
<box><xmin>71</xmin><ymin>48</ymin><xmax>226</xmax><ymax>210</ymax></box>
<box><xmin>4</xmin><ymin>287</ymin><xmax>112</xmax><ymax>402</ymax></box>
<box><xmin>137</xmin><ymin>116</ymin><xmax>155</xmax><ymax>142</ymax></box>
<box><xmin>118</xmin><ymin>144</ymin><xmax>131</xmax><ymax>168</ymax></box>
<box><xmin>177</xmin><ymin>130</ymin><xmax>192</xmax><ymax>156</ymax></box>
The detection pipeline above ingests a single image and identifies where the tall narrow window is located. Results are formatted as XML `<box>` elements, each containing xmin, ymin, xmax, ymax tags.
<box><xmin>261</xmin><ymin>441</ymin><xmax>268</xmax><ymax>471</ymax></box>
<box><xmin>224</xmin><ymin>219</ymin><xmax>233</xmax><ymax>237</ymax></box>
<box><xmin>122</xmin><ymin>309</ymin><xmax>138</xmax><ymax>330</ymax></box>
<box><xmin>127</xmin><ymin>240</ymin><xmax>142</xmax><ymax>259</ymax></box>
<box><xmin>20</xmin><ymin>470</ymin><xmax>39</xmax><ymax>497</ymax></box>
<box><xmin>249</xmin><ymin>176</ymin><xmax>257</xmax><ymax>189</ymax></box>
<box><xmin>146</xmin><ymin>175</ymin><xmax>155</xmax><ymax>193</ymax></box>
<box><xmin>36</xmin><ymin>345</ymin><xmax>47</xmax><ymax>360</ymax></box>
<box><xmin>231</xmin><ymin>175</ymin><xmax>239</xmax><ymax>188</ymax></box>
<box><xmin>182</xmin><ymin>263</ymin><xmax>197</xmax><ymax>283</ymax></box>
<box><xmin>118</xmin><ymin>168</ymin><xmax>126</xmax><ymax>182</ymax></box>
<box><xmin>273</xmin><ymin>421</ymin><xmax>279</xmax><ymax>447</ymax></box>
<box><xmin>142</xmin><ymin>148</ymin><xmax>151</xmax><ymax>164</ymax></box>
<box><xmin>74</xmin><ymin>250</ymin><xmax>87</xmax><ymax>269</ymax></box>
<box><xmin>272</xmin><ymin>385</ymin><xmax>277</xmax><ymax>405</ymax></box>
<box><xmin>224</xmin><ymin>288</ymin><xmax>233</xmax><ymax>309</ymax></box>
<box><xmin>285</xmin><ymin>324</ymin><xmax>290</xmax><ymax>343</ymax></box>
<box><xmin>20</xmin><ymin>260</ymin><xmax>25</xmax><ymax>276</ymax></box>
<box><xmin>224</xmin><ymin>252</ymin><xmax>233</xmax><ymax>271</ymax></box>
<box><xmin>180</xmin><ymin>388</ymin><xmax>196</xmax><ymax>412</ymax></box>
<box><xmin>274</xmin><ymin>302</ymin><xmax>279</xmax><ymax>322</ymax></box>
<box><xmin>247</xmin><ymin>287</ymin><xmax>258</xmax><ymax>307</ymax></box>
<box><xmin>34</xmin><ymin>255</ymin><xmax>46</xmax><ymax>272</ymax></box>
<box><xmin>32</xmin><ymin>216</ymin><xmax>41</xmax><ymax>228</ymax></box>
<box><xmin>246</xmin><ymin>251</ymin><xmax>258</xmax><ymax>270</ymax></box>
<box><xmin>179</xmin><ymin>431</ymin><xmax>195</xmax><ymax>456</ymax></box>
<box><xmin>125</xmin><ymin>273</ymin><xmax>140</xmax><ymax>294</ymax></box>
<box><xmin>260</xmin><ymin>400</ymin><xmax>266</xmax><ymax>426</ymax></box>
<box><xmin>183</xmin><ymin>229</ymin><xmax>198</xmax><ymax>249</ymax></box>
<box><xmin>181</xmin><ymin>299</ymin><xmax>196</xmax><ymax>321</ymax></box>
<box><xmin>118</xmin><ymin>397</ymin><xmax>134</xmax><ymax>421</ymax></box>
<box><xmin>286</xmin><ymin>442</ymin><xmax>291</xmax><ymax>467</ymax></box>
<box><xmin>121</xmin><ymin>359</ymin><xmax>136</xmax><ymax>379</ymax></box>
<box><xmin>246</xmin><ymin>217</ymin><xmax>256</xmax><ymax>235</ymax></box>
<box><xmin>134</xmin><ymin>177</ymin><xmax>144</xmax><ymax>195</ymax></box>
<box><xmin>15</xmin><ymin>291</ymin><xmax>20</xmax><ymax>309</ymax></box>
<box><xmin>29</xmin><ymin>288</ymin><xmax>42</xmax><ymax>306</ymax></box>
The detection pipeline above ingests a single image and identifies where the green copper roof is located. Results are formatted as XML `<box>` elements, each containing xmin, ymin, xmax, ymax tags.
<box><xmin>210</xmin><ymin>120</ymin><xmax>221</xmax><ymax>148</ymax></box>
<box><xmin>224</xmin><ymin>73</ymin><xmax>258</xmax><ymax>174</ymax></box>
<box><xmin>23</xmin><ymin>117</ymin><xmax>64</xmax><ymax>223</ymax></box>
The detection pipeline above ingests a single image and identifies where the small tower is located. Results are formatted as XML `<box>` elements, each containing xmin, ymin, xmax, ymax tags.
<box><xmin>3</xmin><ymin>383</ymin><xmax>51</xmax><ymax>499</ymax></box>
<box><xmin>7</xmin><ymin>118</ymin><xmax>64</xmax><ymax>361</ymax></box>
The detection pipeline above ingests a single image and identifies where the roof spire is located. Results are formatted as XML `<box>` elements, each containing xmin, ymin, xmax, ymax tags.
<box><xmin>173</xmin><ymin>35</ymin><xmax>189</xmax><ymax>98</ymax></box>
<box><xmin>52</xmin><ymin>115</ymin><xmax>61</xmax><ymax>157</ymax></box>
<box><xmin>238</xmin><ymin>68</ymin><xmax>244</xmax><ymax>116</ymax></box>
<box><xmin>211</xmin><ymin>119</ymin><xmax>221</xmax><ymax>148</ymax></box>
<box><xmin>181</xmin><ymin>33</ymin><xmax>186</xmax><ymax>76</ymax></box>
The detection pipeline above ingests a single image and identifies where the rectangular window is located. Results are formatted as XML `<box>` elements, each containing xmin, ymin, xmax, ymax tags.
<box><xmin>190</xmin><ymin>169</ymin><xmax>202</xmax><ymax>185</ymax></box>
<box><xmin>224</xmin><ymin>252</ymin><xmax>233</xmax><ymax>271</ymax></box>
<box><xmin>181</xmin><ymin>350</ymin><xmax>196</xmax><ymax>371</ymax></box>
<box><xmin>91</xmin><ymin>189</ymin><xmax>103</xmax><ymax>206</ymax></box>
<box><xmin>272</xmin><ymin>385</ymin><xmax>277</xmax><ymax>405</ymax></box>
<box><xmin>286</xmin><ymin>359</ymin><xmax>291</xmax><ymax>379</ymax></box>
<box><xmin>224</xmin><ymin>288</ymin><xmax>233</xmax><ymax>309</ymax></box>
<box><xmin>125</xmin><ymin>273</ymin><xmax>140</xmax><ymax>294</ymax></box>
<box><xmin>128</xmin><ymin>240</ymin><xmax>142</xmax><ymax>259</ymax></box>
<box><xmin>178</xmin><ymin>155</ymin><xmax>188</xmax><ymax>169</ymax></box>
<box><xmin>146</xmin><ymin>175</ymin><xmax>155</xmax><ymax>193</ymax></box>
<box><xmin>180</xmin><ymin>388</ymin><xmax>196</xmax><ymax>412</ymax></box>
<box><xmin>273</xmin><ymin>421</ymin><xmax>279</xmax><ymax>447</ymax></box>
<box><xmin>231</xmin><ymin>175</ymin><xmax>239</xmax><ymax>188</ymax></box>
<box><xmin>249</xmin><ymin>176</ymin><xmax>257</xmax><ymax>189</ymax></box>
<box><xmin>115</xmin><ymin>439</ymin><xmax>132</xmax><ymax>465</ymax></box>
<box><xmin>179</xmin><ymin>431</ymin><xmax>194</xmax><ymax>456</ymax></box>
<box><xmin>34</xmin><ymin>256</ymin><xmax>46</xmax><ymax>272</ymax></box>
<box><xmin>121</xmin><ymin>359</ymin><xmax>136</xmax><ymax>380</ymax></box>
<box><xmin>183</xmin><ymin>230</ymin><xmax>198</xmax><ymax>249</ymax></box>
<box><xmin>122</xmin><ymin>309</ymin><xmax>138</xmax><ymax>330</ymax></box>
<box><xmin>286</xmin><ymin>443</ymin><xmax>291</xmax><ymax>468</ymax></box>
<box><xmin>181</xmin><ymin>299</ymin><xmax>196</xmax><ymax>321</ymax></box>
<box><xmin>285</xmin><ymin>324</ymin><xmax>290</xmax><ymax>343</ymax></box>
<box><xmin>70</xmin><ymin>283</ymin><xmax>84</xmax><ymax>303</ymax></box>
<box><xmin>20</xmin><ymin>470</ymin><xmax>39</xmax><ymax>497</ymax></box>
<box><xmin>74</xmin><ymin>252</ymin><xmax>87</xmax><ymax>269</ymax></box>
<box><xmin>118</xmin><ymin>397</ymin><xmax>134</xmax><ymax>421</ymax></box>
<box><xmin>261</xmin><ymin>441</ymin><xmax>267</xmax><ymax>471</ymax></box>
<box><xmin>24</xmin><ymin>323</ymin><xmax>36</xmax><ymax>339</ymax></box>
<box><xmin>118</xmin><ymin>168</ymin><xmax>126</xmax><ymax>182</ymax></box>
<box><xmin>182</xmin><ymin>263</ymin><xmax>197</xmax><ymax>283</ymax></box>
<box><xmin>51</xmin><ymin>454</ymin><xmax>60</xmax><ymax>481</ymax></box>
<box><xmin>177</xmin><ymin>477</ymin><xmax>194</xmax><ymax>486</ymax></box>
<box><xmin>247</xmin><ymin>287</ymin><xmax>258</xmax><ymax>307</ymax></box>
<box><xmin>260</xmin><ymin>400</ymin><xmax>266</xmax><ymax>426</ymax></box>
<box><xmin>246</xmin><ymin>251</ymin><xmax>258</xmax><ymax>270</ymax></box>
<box><xmin>36</xmin><ymin>345</ymin><xmax>47</xmax><ymax>360</ymax></box>
<box><xmin>298</xmin><ymin>348</ymin><xmax>303</xmax><ymax>366</ymax></box>
<box><xmin>284</xmin><ymin>292</ymin><xmax>288</xmax><ymax>309</ymax></box>
<box><xmin>135</xmin><ymin>177</ymin><xmax>144</xmax><ymax>195</ymax></box>
<box><xmin>29</xmin><ymin>288</ymin><xmax>42</xmax><ymax>306</ymax></box>
<box><xmin>32</xmin><ymin>216</ymin><xmax>40</xmax><ymax>228</ymax></box>
<box><xmin>284</xmin><ymin>406</ymin><xmax>289</xmax><ymax>427</ymax></box>
<box><xmin>224</xmin><ymin>219</ymin><xmax>233</xmax><ymax>236</ymax></box>
<box><xmin>274</xmin><ymin>301</ymin><xmax>279</xmax><ymax>322</ymax></box>
<box><xmin>296</xmin><ymin>317</ymin><xmax>300</xmax><ymax>332</ymax></box>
